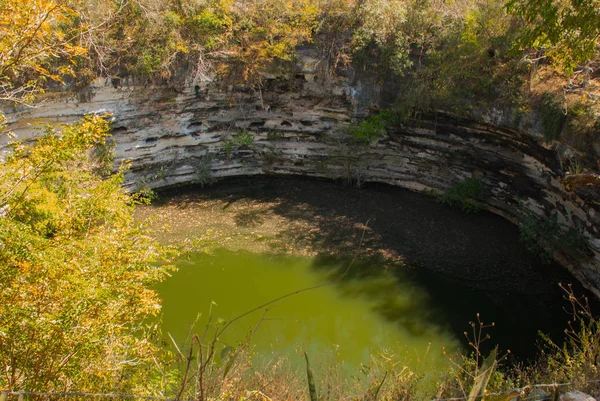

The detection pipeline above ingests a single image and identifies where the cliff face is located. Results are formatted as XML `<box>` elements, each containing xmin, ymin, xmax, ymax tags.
<box><xmin>3</xmin><ymin>51</ymin><xmax>600</xmax><ymax>298</ymax></box>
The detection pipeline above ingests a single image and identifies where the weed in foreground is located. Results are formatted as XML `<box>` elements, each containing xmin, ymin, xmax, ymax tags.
<box><xmin>433</xmin><ymin>314</ymin><xmax>517</xmax><ymax>401</ymax></box>
<box><xmin>532</xmin><ymin>284</ymin><xmax>600</xmax><ymax>395</ymax></box>
<box><xmin>164</xmin><ymin>279</ymin><xmax>600</xmax><ymax>401</ymax></box>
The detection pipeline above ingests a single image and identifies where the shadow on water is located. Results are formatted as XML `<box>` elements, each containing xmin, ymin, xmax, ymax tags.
<box><xmin>155</xmin><ymin>175</ymin><xmax>597</xmax><ymax>363</ymax></box>
<box><xmin>158</xmin><ymin>249</ymin><xmax>460</xmax><ymax>374</ymax></box>
<box><xmin>314</xmin><ymin>257</ymin><xmax>449</xmax><ymax>340</ymax></box>
<box><xmin>310</xmin><ymin>254</ymin><xmax>571</xmax><ymax>363</ymax></box>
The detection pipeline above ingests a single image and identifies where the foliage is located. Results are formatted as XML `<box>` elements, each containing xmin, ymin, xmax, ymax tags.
<box><xmin>232</xmin><ymin>130</ymin><xmax>254</xmax><ymax>147</ymax></box>
<box><xmin>351</xmin><ymin>0</ymin><xmax>412</xmax><ymax>75</ymax></box>
<box><xmin>440</xmin><ymin>177</ymin><xmax>485</xmax><ymax>213</ymax></box>
<box><xmin>131</xmin><ymin>185</ymin><xmax>159</xmax><ymax>205</ymax></box>
<box><xmin>216</xmin><ymin>0</ymin><xmax>319</xmax><ymax>83</ymax></box>
<box><xmin>518</xmin><ymin>209</ymin><xmax>587</xmax><ymax>262</ymax></box>
<box><xmin>164</xmin><ymin>308</ymin><xmax>600</xmax><ymax>400</ymax></box>
<box><xmin>223</xmin><ymin>130</ymin><xmax>255</xmax><ymax>158</ymax></box>
<box><xmin>91</xmin><ymin>137</ymin><xmax>116</xmax><ymax>176</ymax></box>
<box><xmin>349</xmin><ymin>0</ymin><xmax>528</xmax><ymax>117</ymax></box>
<box><xmin>563</xmin><ymin>101</ymin><xmax>600</xmax><ymax>162</ymax></box>
<box><xmin>506</xmin><ymin>0</ymin><xmax>600</xmax><ymax>75</ymax></box>
<box><xmin>0</xmin><ymin>115</ymin><xmax>175</xmax><ymax>395</ymax></box>
<box><xmin>0</xmin><ymin>0</ymin><xmax>86</xmax><ymax>103</ymax></box>
<box><xmin>192</xmin><ymin>155</ymin><xmax>217</xmax><ymax>187</ymax></box>
<box><xmin>71</xmin><ymin>0</ymin><xmax>319</xmax><ymax>85</ymax></box>
<box><xmin>347</xmin><ymin>111</ymin><xmax>397</xmax><ymax>144</ymax></box>
<box><xmin>419</xmin><ymin>0</ymin><xmax>524</xmax><ymax>112</ymax></box>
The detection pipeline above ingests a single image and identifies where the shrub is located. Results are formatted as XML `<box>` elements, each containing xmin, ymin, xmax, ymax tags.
<box><xmin>0</xmin><ymin>116</ymin><xmax>175</xmax><ymax>395</ymax></box>
<box><xmin>223</xmin><ymin>130</ymin><xmax>255</xmax><ymax>160</ymax></box>
<box><xmin>233</xmin><ymin>130</ymin><xmax>254</xmax><ymax>147</ymax></box>
<box><xmin>348</xmin><ymin>111</ymin><xmax>397</xmax><ymax>144</ymax></box>
<box><xmin>518</xmin><ymin>209</ymin><xmax>587</xmax><ymax>262</ymax></box>
<box><xmin>440</xmin><ymin>177</ymin><xmax>484</xmax><ymax>213</ymax></box>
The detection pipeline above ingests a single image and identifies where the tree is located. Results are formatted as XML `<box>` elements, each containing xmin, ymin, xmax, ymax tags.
<box><xmin>220</xmin><ymin>0</ymin><xmax>319</xmax><ymax>84</ymax></box>
<box><xmin>65</xmin><ymin>0</ymin><xmax>319</xmax><ymax>86</ymax></box>
<box><xmin>351</xmin><ymin>0</ymin><xmax>412</xmax><ymax>75</ymax></box>
<box><xmin>506</xmin><ymin>0</ymin><xmax>600</xmax><ymax>76</ymax></box>
<box><xmin>0</xmin><ymin>0</ymin><xmax>86</xmax><ymax>104</ymax></box>
<box><xmin>0</xmin><ymin>2</ymin><xmax>177</xmax><ymax>394</ymax></box>
<box><xmin>0</xmin><ymin>115</ymin><xmax>175</xmax><ymax>395</ymax></box>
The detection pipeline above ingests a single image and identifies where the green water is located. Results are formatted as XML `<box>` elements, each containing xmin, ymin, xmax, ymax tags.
<box><xmin>157</xmin><ymin>249</ymin><xmax>459</xmax><ymax>374</ymax></box>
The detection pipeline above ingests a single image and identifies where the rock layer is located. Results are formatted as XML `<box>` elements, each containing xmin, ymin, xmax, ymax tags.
<box><xmin>3</xmin><ymin>61</ymin><xmax>600</xmax><ymax>298</ymax></box>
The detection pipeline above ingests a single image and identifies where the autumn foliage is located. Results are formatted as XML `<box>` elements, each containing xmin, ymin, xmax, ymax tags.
<box><xmin>0</xmin><ymin>116</ymin><xmax>176</xmax><ymax>395</ymax></box>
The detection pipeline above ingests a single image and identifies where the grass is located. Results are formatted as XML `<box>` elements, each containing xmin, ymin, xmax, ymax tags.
<box><xmin>529</xmin><ymin>284</ymin><xmax>600</xmax><ymax>395</ymax></box>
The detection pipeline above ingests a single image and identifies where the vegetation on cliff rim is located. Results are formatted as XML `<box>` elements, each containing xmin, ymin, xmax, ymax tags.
<box><xmin>0</xmin><ymin>0</ymin><xmax>86</xmax><ymax>104</ymax></box>
<box><xmin>3</xmin><ymin>0</ymin><xmax>600</xmax><ymax>168</ymax></box>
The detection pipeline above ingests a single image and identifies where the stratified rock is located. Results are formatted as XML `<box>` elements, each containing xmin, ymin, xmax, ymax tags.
<box><xmin>2</xmin><ymin>52</ymin><xmax>600</xmax><ymax>299</ymax></box>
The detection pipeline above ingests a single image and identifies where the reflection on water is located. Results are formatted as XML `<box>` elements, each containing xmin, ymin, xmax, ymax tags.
<box><xmin>157</xmin><ymin>249</ymin><xmax>460</xmax><ymax>374</ymax></box>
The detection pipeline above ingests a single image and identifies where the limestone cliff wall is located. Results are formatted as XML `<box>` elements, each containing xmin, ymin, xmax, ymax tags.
<box><xmin>2</xmin><ymin>55</ymin><xmax>600</xmax><ymax>298</ymax></box>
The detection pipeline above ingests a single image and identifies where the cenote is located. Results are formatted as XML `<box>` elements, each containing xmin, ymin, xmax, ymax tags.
<box><xmin>138</xmin><ymin>176</ymin><xmax>591</xmax><ymax>377</ymax></box>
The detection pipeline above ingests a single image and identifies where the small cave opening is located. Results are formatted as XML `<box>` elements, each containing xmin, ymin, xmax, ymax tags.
<box><xmin>111</xmin><ymin>126</ymin><xmax>128</xmax><ymax>133</ymax></box>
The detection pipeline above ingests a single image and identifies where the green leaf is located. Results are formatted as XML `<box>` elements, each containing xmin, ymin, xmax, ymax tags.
<box><xmin>222</xmin><ymin>350</ymin><xmax>239</xmax><ymax>379</ymax></box>
<box><xmin>468</xmin><ymin>346</ymin><xmax>498</xmax><ymax>401</ymax></box>
<box><xmin>220</xmin><ymin>345</ymin><xmax>233</xmax><ymax>361</ymax></box>
<box><xmin>304</xmin><ymin>352</ymin><xmax>318</xmax><ymax>401</ymax></box>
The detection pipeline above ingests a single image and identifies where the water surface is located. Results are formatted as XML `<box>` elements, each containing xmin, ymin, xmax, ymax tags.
<box><xmin>158</xmin><ymin>249</ymin><xmax>459</xmax><ymax>374</ymax></box>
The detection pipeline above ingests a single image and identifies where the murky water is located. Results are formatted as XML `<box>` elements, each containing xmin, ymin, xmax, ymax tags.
<box><xmin>157</xmin><ymin>249</ymin><xmax>459</xmax><ymax>374</ymax></box>
<box><xmin>140</xmin><ymin>176</ymin><xmax>592</xmax><ymax>380</ymax></box>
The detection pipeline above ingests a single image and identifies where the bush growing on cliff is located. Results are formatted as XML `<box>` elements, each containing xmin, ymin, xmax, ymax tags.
<box><xmin>223</xmin><ymin>130</ymin><xmax>255</xmax><ymax>160</ymax></box>
<box><xmin>440</xmin><ymin>177</ymin><xmax>485</xmax><ymax>213</ymax></box>
<box><xmin>347</xmin><ymin>111</ymin><xmax>397</xmax><ymax>144</ymax></box>
<box><xmin>518</xmin><ymin>209</ymin><xmax>587</xmax><ymax>262</ymax></box>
